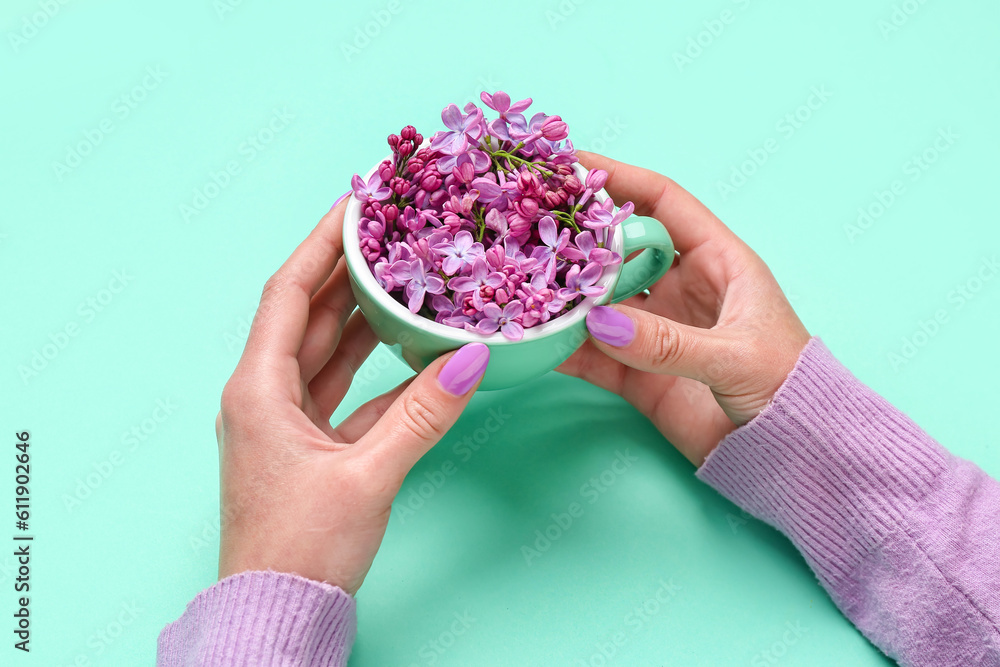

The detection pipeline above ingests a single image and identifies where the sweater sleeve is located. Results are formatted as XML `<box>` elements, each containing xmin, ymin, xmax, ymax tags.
<box><xmin>696</xmin><ymin>338</ymin><xmax>1000</xmax><ymax>666</ymax></box>
<box><xmin>157</xmin><ymin>570</ymin><xmax>356</xmax><ymax>666</ymax></box>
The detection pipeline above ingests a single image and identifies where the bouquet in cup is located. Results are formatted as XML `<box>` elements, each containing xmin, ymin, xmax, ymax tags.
<box><xmin>351</xmin><ymin>91</ymin><xmax>634</xmax><ymax>341</ymax></box>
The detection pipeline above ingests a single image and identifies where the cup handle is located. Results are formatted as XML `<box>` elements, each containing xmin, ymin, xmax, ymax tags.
<box><xmin>611</xmin><ymin>216</ymin><xmax>675</xmax><ymax>303</ymax></box>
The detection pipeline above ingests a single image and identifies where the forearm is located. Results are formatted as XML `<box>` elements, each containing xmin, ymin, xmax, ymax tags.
<box><xmin>697</xmin><ymin>338</ymin><xmax>1000</xmax><ymax>666</ymax></box>
<box><xmin>157</xmin><ymin>570</ymin><xmax>356</xmax><ymax>666</ymax></box>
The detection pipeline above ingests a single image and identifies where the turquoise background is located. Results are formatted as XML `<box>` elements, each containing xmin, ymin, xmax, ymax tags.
<box><xmin>2</xmin><ymin>0</ymin><xmax>997</xmax><ymax>664</ymax></box>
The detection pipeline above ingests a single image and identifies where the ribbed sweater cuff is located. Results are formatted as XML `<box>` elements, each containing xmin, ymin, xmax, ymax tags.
<box><xmin>696</xmin><ymin>337</ymin><xmax>948</xmax><ymax>590</ymax></box>
<box><xmin>157</xmin><ymin>570</ymin><xmax>356</xmax><ymax>666</ymax></box>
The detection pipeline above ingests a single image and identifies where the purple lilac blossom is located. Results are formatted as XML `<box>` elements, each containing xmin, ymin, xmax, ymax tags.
<box><xmin>349</xmin><ymin>94</ymin><xmax>635</xmax><ymax>341</ymax></box>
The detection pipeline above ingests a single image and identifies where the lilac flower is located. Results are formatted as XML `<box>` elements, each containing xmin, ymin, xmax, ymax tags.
<box><xmin>359</xmin><ymin>99</ymin><xmax>639</xmax><ymax>339</ymax></box>
<box><xmin>352</xmin><ymin>172</ymin><xmax>391</xmax><ymax>203</ymax></box>
<box><xmin>529</xmin><ymin>216</ymin><xmax>570</xmax><ymax>281</ymax></box>
<box><xmin>579</xmin><ymin>200</ymin><xmax>635</xmax><ymax>230</ymax></box>
<box><xmin>437</xmin><ymin>149</ymin><xmax>490</xmax><ymax>177</ymax></box>
<box><xmin>390</xmin><ymin>258</ymin><xmax>445</xmax><ymax>312</ymax></box>
<box><xmin>429</xmin><ymin>294</ymin><xmax>474</xmax><ymax>327</ymax></box>
<box><xmin>562</xmin><ymin>230</ymin><xmax>620</xmax><ymax>267</ymax></box>
<box><xmin>481</xmin><ymin>91</ymin><xmax>532</xmax><ymax>140</ymax></box>
<box><xmin>518</xmin><ymin>273</ymin><xmax>564</xmax><ymax>328</ymax></box>
<box><xmin>474</xmin><ymin>301</ymin><xmax>524</xmax><ymax>341</ymax></box>
<box><xmin>448</xmin><ymin>258</ymin><xmax>505</xmax><ymax>307</ymax></box>
<box><xmin>471</xmin><ymin>173</ymin><xmax>518</xmax><ymax>212</ymax></box>
<box><xmin>484</xmin><ymin>208</ymin><xmax>509</xmax><ymax>238</ymax></box>
<box><xmin>556</xmin><ymin>262</ymin><xmax>605</xmax><ymax>301</ymax></box>
<box><xmin>373</xmin><ymin>260</ymin><xmax>395</xmax><ymax>291</ymax></box>
<box><xmin>430</xmin><ymin>104</ymin><xmax>485</xmax><ymax>155</ymax></box>
<box><xmin>436</xmin><ymin>230</ymin><xmax>484</xmax><ymax>275</ymax></box>
<box><xmin>481</xmin><ymin>91</ymin><xmax>532</xmax><ymax>124</ymax></box>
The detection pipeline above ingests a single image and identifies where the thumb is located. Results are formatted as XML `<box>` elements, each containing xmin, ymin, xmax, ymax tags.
<box><xmin>585</xmin><ymin>305</ymin><xmax>729</xmax><ymax>385</ymax></box>
<box><xmin>359</xmin><ymin>342</ymin><xmax>489</xmax><ymax>484</ymax></box>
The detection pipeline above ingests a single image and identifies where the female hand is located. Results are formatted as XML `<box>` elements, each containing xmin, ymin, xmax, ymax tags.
<box><xmin>215</xmin><ymin>201</ymin><xmax>489</xmax><ymax>594</ymax></box>
<box><xmin>559</xmin><ymin>153</ymin><xmax>811</xmax><ymax>466</ymax></box>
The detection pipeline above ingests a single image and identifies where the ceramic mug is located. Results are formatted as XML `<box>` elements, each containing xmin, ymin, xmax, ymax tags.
<box><xmin>342</xmin><ymin>160</ymin><xmax>674</xmax><ymax>390</ymax></box>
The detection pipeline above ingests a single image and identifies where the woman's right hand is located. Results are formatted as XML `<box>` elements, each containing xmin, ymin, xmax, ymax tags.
<box><xmin>558</xmin><ymin>152</ymin><xmax>811</xmax><ymax>467</ymax></box>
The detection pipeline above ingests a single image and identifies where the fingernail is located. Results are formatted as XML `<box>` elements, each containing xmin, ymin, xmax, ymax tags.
<box><xmin>330</xmin><ymin>190</ymin><xmax>351</xmax><ymax>211</ymax></box>
<box><xmin>438</xmin><ymin>343</ymin><xmax>490</xmax><ymax>396</ymax></box>
<box><xmin>586</xmin><ymin>306</ymin><xmax>634</xmax><ymax>347</ymax></box>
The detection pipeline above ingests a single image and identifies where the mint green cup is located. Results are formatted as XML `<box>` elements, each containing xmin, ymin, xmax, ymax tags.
<box><xmin>343</xmin><ymin>160</ymin><xmax>674</xmax><ymax>390</ymax></box>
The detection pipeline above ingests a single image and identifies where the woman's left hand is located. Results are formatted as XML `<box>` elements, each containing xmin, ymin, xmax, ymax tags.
<box><xmin>215</xmin><ymin>200</ymin><xmax>488</xmax><ymax>595</ymax></box>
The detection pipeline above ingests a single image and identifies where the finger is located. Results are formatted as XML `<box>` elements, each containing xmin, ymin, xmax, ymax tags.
<box><xmin>355</xmin><ymin>343</ymin><xmax>489</xmax><ymax>485</ymax></box>
<box><xmin>243</xmin><ymin>200</ymin><xmax>348</xmax><ymax>366</ymax></box>
<box><xmin>308</xmin><ymin>310</ymin><xmax>382</xmax><ymax>419</ymax></box>
<box><xmin>298</xmin><ymin>257</ymin><xmax>357</xmax><ymax>382</ymax></box>
<box><xmin>576</xmin><ymin>151</ymin><xmax>737</xmax><ymax>254</ymax></box>
<box><xmin>585</xmin><ymin>304</ymin><xmax>731</xmax><ymax>385</ymax></box>
<box><xmin>556</xmin><ymin>339</ymin><xmax>628</xmax><ymax>396</ymax></box>
<box><xmin>330</xmin><ymin>379</ymin><xmax>411</xmax><ymax>443</ymax></box>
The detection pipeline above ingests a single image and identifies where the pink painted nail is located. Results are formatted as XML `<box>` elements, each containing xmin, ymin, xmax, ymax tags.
<box><xmin>330</xmin><ymin>190</ymin><xmax>351</xmax><ymax>211</ymax></box>
<box><xmin>586</xmin><ymin>306</ymin><xmax>634</xmax><ymax>347</ymax></box>
<box><xmin>438</xmin><ymin>343</ymin><xmax>490</xmax><ymax>396</ymax></box>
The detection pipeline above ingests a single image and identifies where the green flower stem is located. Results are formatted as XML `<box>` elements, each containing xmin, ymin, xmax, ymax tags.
<box><xmin>553</xmin><ymin>210</ymin><xmax>581</xmax><ymax>233</ymax></box>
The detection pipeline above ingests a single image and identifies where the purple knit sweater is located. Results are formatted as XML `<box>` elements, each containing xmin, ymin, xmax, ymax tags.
<box><xmin>158</xmin><ymin>339</ymin><xmax>1000</xmax><ymax>666</ymax></box>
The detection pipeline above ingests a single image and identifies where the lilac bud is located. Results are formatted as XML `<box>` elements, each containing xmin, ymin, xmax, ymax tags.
<box><xmin>390</xmin><ymin>177</ymin><xmax>409</xmax><ymax>195</ymax></box>
<box><xmin>495</xmin><ymin>288</ymin><xmax>509</xmax><ymax>305</ymax></box>
<box><xmin>387</xmin><ymin>134</ymin><xmax>400</xmax><ymax>148</ymax></box>
<box><xmin>543</xmin><ymin>190</ymin><xmax>562</xmax><ymax>209</ymax></box>
<box><xmin>585</xmin><ymin>169</ymin><xmax>608</xmax><ymax>191</ymax></box>
<box><xmin>401</xmin><ymin>125</ymin><xmax>417</xmax><ymax>141</ymax></box>
<box><xmin>420</xmin><ymin>173</ymin><xmax>442</xmax><ymax>191</ymax></box>
<box><xmin>429</xmin><ymin>189</ymin><xmax>448</xmax><ymax>207</ymax></box>
<box><xmin>514</xmin><ymin>197</ymin><xmax>539</xmax><ymax>219</ymax></box>
<box><xmin>382</xmin><ymin>206</ymin><xmax>398</xmax><ymax>223</ymax></box>
<box><xmin>453</xmin><ymin>161</ymin><xmax>475</xmax><ymax>184</ymax></box>
<box><xmin>414</xmin><ymin>133</ymin><xmax>423</xmax><ymax>145</ymax></box>
<box><xmin>517</xmin><ymin>170</ymin><xmax>539</xmax><ymax>193</ymax></box>
<box><xmin>398</xmin><ymin>142</ymin><xmax>412</xmax><ymax>157</ymax></box>
<box><xmin>564</xmin><ymin>175</ymin><xmax>583</xmax><ymax>194</ymax></box>
<box><xmin>540</xmin><ymin>115</ymin><xmax>568</xmax><ymax>141</ymax></box>
<box><xmin>378</xmin><ymin>162</ymin><xmax>394</xmax><ymax>182</ymax></box>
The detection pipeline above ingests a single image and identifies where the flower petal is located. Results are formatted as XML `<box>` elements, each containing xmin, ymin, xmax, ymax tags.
<box><xmin>484</xmin><ymin>272</ymin><xmax>506</xmax><ymax>289</ymax></box>
<box><xmin>500</xmin><ymin>320</ymin><xmax>524</xmax><ymax>341</ymax></box>
<box><xmin>425</xmin><ymin>275</ymin><xmax>446</xmax><ymax>294</ymax></box>
<box><xmin>441</xmin><ymin>104</ymin><xmax>463</xmax><ymax>131</ymax></box>
<box><xmin>538</xmin><ymin>216</ymin><xmax>557</xmax><ymax>247</ymax></box>
<box><xmin>476</xmin><ymin>319</ymin><xmax>500</xmax><ymax>335</ymax></box>
<box><xmin>448</xmin><ymin>276</ymin><xmax>478</xmax><ymax>292</ymax></box>
<box><xmin>503</xmin><ymin>301</ymin><xmax>524</xmax><ymax>318</ymax></box>
<box><xmin>406</xmin><ymin>285</ymin><xmax>425</xmax><ymax>313</ymax></box>
<box><xmin>579</xmin><ymin>262</ymin><xmax>603</xmax><ymax>286</ymax></box>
